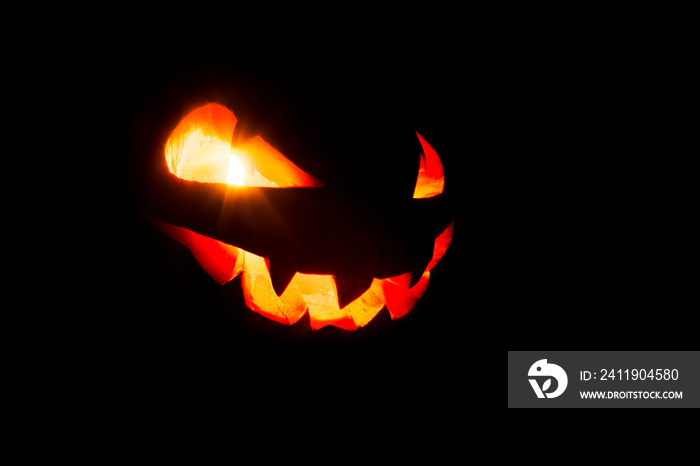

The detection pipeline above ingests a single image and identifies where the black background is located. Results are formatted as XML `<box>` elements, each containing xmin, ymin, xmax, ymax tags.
<box><xmin>63</xmin><ymin>25</ymin><xmax>692</xmax><ymax>414</ymax></box>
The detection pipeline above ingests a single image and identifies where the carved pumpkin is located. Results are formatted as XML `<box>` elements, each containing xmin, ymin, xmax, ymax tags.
<box><xmin>143</xmin><ymin>100</ymin><xmax>453</xmax><ymax>331</ymax></box>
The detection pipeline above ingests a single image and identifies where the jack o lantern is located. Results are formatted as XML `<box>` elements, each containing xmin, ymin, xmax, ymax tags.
<box><xmin>142</xmin><ymin>100</ymin><xmax>454</xmax><ymax>331</ymax></box>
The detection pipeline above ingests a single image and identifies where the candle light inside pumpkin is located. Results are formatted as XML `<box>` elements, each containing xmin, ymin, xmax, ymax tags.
<box><xmin>227</xmin><ymin>150</ymin><xmax>245</xmax><ymax>185</ymax></box>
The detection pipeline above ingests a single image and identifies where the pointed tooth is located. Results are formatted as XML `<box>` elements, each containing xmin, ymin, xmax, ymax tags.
<box><xmin>334</xmin><ymin>273</ymin><xmax>374</xmax><ymax>310</ymax></box>
<box><xmin>409</xmin><ymin>239</ymin><xmax>434</xmax><ymax>288</ymax></box>
<box><xmin>409</xmin><ymin>268</ymin><xmax>424</xmax><ymax>289</ymax></box>
<box><xmin>266</xmin><ymin>258</ymin><xmax>298</xmax><ymax>297</ymax></box>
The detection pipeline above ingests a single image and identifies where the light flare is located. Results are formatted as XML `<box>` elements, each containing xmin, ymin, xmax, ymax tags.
<box><xmin>227</xmin><ymin>151</ymin><xmax>245</xmax><ymax>185</ymax></box>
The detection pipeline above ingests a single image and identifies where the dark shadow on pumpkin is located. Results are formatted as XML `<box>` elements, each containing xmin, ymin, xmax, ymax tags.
<box><xmin>144</xmin><ymin>180</ymin><xmax>452</xmax><ymax>297</ymax></box>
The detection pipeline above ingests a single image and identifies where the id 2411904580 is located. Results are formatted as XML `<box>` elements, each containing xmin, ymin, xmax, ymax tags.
<box><xmin>580</xmin><ymin>369</ymin><xmax>679</xmax><ymax>381</ymax></box>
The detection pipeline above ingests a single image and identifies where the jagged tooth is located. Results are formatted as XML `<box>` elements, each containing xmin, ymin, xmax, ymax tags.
<box><xmin>334</xmin><ymin>273</ymin><xmax>374</xmax><ymax>310</ymax></box>
<box><xmin>266</xmin><ymin>258</ymin><xmax>298</xmax><ymax>297</ymax></box>
<box><xmin>409</xmin><ymin>268</ymin><xmax>424</xmax><ymax>289</ymax></box>
<box><xmin>409</xmin><ymin>239</ymin><xmax>434</xmax><ymax>288</ymax></box>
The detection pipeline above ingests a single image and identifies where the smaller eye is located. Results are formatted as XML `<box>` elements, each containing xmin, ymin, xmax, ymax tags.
<box><xmin>537</xmin><ymin>367</ymin><xmax>541</xmax><ymax>371</ymax></box>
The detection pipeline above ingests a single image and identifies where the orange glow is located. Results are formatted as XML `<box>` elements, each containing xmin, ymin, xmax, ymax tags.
<box><xmin>156</xmin><ymin>103</ymin><xmax>452</xmax><ymax>330</ymax></box>
<box><xmin>413</xmin><ymin>132</ymin><xmax>445</xmax><ymax>199</ymax></box>
<box><xmin>227</xmin><ymin>152</ymin><xmax>245</xmax><ymax>185</ymax></box>
<box><xmin>165</xmin><ymin>103</ymin><xmax>320</xmax><ymax>188</ymax></box>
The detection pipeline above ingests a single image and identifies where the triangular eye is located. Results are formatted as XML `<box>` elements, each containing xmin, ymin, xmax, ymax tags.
<box><xmin>165</xmin><ymin>103</ymin><xmax>322</xmax><ymax>188</ymax></box>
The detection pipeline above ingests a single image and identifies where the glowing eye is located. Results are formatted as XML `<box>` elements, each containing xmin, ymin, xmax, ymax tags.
<box><xmin>227</xmin><ymin>150</ymin><xmax>245</xmax><ymax>185</ymax></box>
